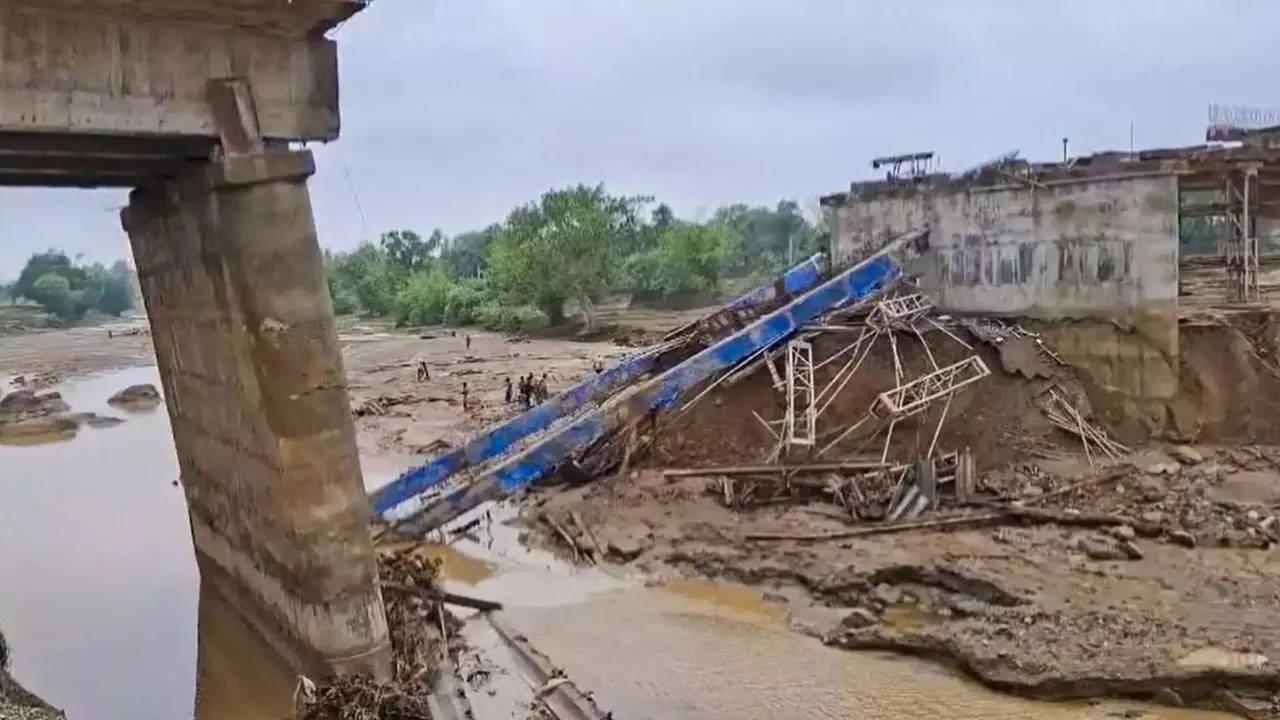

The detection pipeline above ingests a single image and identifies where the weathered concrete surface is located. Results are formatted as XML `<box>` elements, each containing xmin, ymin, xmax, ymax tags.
<box><xmin>0</xmin><ymin>1</ymin><xmax>356</xmax><ymax>145</ymax></box>
<box><xmin>122</xmin><ymin>150</ymin><xmax>390</xmax><ymax>677</ymax></box>
<box><xmin>826</xmin><ymin>174</ymin><xmax>1180</xmax><ymax>398</ymax></box>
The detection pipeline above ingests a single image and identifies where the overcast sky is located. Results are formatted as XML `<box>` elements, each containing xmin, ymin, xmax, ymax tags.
<box><xmin>1</xmin><ymin>0</ymin><xmax>1276</xmax><ymax>279</ymax></box>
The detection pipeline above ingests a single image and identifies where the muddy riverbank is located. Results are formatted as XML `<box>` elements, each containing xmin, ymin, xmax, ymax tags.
<box><xmin>1</xmin><ymin>314</ymin><xmax>1270</xmax><ymax>719</ymax></box>
<box><xmin>520</xmin><ymin>322</ymin><xmax>1280</xmax><ymax>719</ymax></box>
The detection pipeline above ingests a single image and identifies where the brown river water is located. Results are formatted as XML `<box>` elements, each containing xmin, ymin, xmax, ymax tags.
<box><xmin>0</xmin><ymin>367</ymin><xmax>1226</xmax><ymax>719</ymax></box>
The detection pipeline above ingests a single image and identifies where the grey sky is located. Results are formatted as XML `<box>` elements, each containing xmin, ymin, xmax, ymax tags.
<box><xmin>1</xmin><ymin>0</ymin><xmax>1275</xmax><ymax>280</ymax></box>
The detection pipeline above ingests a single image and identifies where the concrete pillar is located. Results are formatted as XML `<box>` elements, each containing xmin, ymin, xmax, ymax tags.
<box><xmin>121</xmin><ymin>150</ymin><xmax>390</xmax><ymax>677</ymax></box>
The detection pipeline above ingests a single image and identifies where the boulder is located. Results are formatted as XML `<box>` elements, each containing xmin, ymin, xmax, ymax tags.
<box><xmin>107</xmin><ymin>384</ymin><xmax>162</xmax><ymax>408</ymax></box>
<box><xmin>0</xmin><ymin>415</ymin><xmax>78</xmax><ymax>442</ymax></box>
<box><xmin>840</xmin><ymin>607</ymin><xmax>880</xmax><ymax>629</ymax></box>
<box><xmin>1167</xmin><ymin>530</ymin><xmax>1197</xmax><ymax>548</ymax></box>
<box><xmin>873</xmin><ymin>583</ymin><xmax>903</xmax><ymax>606</ymax></box>
<box><xmin>0</xmin><ymin>390</ymin><xmax>69</xmax><ymax>419</ymax></box>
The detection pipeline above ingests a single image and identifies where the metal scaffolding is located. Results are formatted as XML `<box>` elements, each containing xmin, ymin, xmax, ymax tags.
<box><xmin>784</xmin><ymin>339</ymin><xmax>816</xmax><ymax>448</ymax></box>
<box><xmin>1225</xmin><ymin>165</ymin><xmax>1262</xmax><ymax>303</ymax></box>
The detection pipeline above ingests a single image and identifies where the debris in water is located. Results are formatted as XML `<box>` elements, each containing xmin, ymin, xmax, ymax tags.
<box><xmin>298</xmin><ymin>548</ymin><xmax>456</xmax><ymax>720</ymax></box>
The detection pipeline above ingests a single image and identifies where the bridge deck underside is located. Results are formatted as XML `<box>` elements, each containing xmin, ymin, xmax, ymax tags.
<box><xmin>0</xmin><ymin>132</ymin><xmax>216</xmax><ymax>187</ymax></box>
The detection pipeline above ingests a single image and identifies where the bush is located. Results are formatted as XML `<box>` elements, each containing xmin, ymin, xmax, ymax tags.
<box><xmin>330</xmin><ymin>287</ymin><xmax>359</xmax><ymax>316</ymax></box>
<box><xmin>29</xmin><ymin>273</ymin><xmax>75</xmax><ymax>320</ymax></box>
<box><xmin>97</xmin><ymin>274</ymin><xmax>134</xmax><ymax>316</ymax></box>
<box><xmin>394</xmin><ymin>268</ymin><xmax>452</xmax><ymax>327</ymax></box>
<box><xmin>443</xmin><ymin>280</ymin><xmax>490</xmax><ymax>325</ymax></box>
<box><xmin>475</xmin><ymin>302</ymin><xmax>547</xmax><ymax>332</ymax></box>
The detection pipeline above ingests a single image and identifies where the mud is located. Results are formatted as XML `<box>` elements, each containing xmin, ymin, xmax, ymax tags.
<box><xmin>522</xmin><ymin>319</ymin><xmax>1280</xmax><ymax>718</ymax></box>
<box><xmin>6</xmin><ymin>310</ymin><xmax>1280</xmax><ymax>718</ymax></box>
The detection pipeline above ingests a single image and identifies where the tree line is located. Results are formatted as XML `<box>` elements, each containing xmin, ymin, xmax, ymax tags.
<box><xmin>325</xmin><ymin>184</ymin><xmax>827</xmax><ymax>331</ymax></box>
<box><xmin>6</xmin><ymin>251</ymin><xmax>136</xmax><ymax>321</ymax></box>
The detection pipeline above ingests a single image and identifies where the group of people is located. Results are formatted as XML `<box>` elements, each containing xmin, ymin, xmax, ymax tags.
<box><xmin>410</xmin><ymin>332</ymin><xmax>567</xmax><ymax>414</ymax></box>
<box><xmin>506</xmin><ymin>373</ymin><xmax>548</xmax><ymax>409</ymax></box>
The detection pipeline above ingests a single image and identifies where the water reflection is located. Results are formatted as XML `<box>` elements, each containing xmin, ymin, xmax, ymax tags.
<box><xmin>0</xmin><ymin>368</ymin><xmax>201</xmax><ymax>720</ymax></box>
<box><xmin>192</xmin><ymin>583</ymin><xmax>295</xmax><ymax>720</ymax></box>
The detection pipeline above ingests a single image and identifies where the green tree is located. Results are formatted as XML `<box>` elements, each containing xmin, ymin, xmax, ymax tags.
<box><xmin>15</xmin><ymin>251</ymin><xmax>87</xmax><ymax>301</ymax></box>
<box><xmin>394</xmin><ymin>267</ymin><xmax>453</xmax><ymax>326</ymax></box>
<box><xmin>711</xmin><ymin>200</ymin><xmax>822</xmax><ymax>277</ymax></box>
<box><xmin>490</xmin><ymin>185</ymin><xmax>643</xmax><ymax>329</ymax></box>
<box><xmin>625</xmin><ymin>222</ymin><xmax>728</xmax><ymax>298</ymax></box>
<box><xmin>29</xmin><ymin>273</ymin><xmax>74</xmax><ymax>319</ymax></box>
<box><xmin>97</xmin><ymin>273</ymin><xmax>134</xmax><ymax>316</ymax></box>
<box><xmin>380</xmin><ymin>229</ymin><xmax>437</xmax><ymax>274</ymax></box>
<box><xmin>326</xmin><ymin>242</ymin><xmax>402</xmax><ymax>316</ymax></box>
<box><xmin>442</xmin><ymin>225</ymin><xmax>500</xmax><ymax>279</ymax></box>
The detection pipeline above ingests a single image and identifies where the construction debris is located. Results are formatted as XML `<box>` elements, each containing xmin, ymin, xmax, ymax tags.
<box><xmin>298</xmin><ymin>548</ymin><xmax>458</xmax><ymax>720</ymax></box>
<box><xmin>354</xmin><ymin>393</ymin><xmax>419</xmax><ymax>417</ymax></box>
<box><xmin>1037</xmin><ymin>387</ymin><xmax>1129</xmax><ymax>461</ymax></box>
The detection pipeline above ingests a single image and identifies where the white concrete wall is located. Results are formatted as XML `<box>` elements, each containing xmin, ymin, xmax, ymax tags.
<box><xmin>830</xmin><ymin>174</ymin><xmax>1180</xmax><ymax>321</ymax></box>
<box><xmin>829</xmin><ymin>174</ymin><xmax>1182</xmax><ymax>399</ymax></box>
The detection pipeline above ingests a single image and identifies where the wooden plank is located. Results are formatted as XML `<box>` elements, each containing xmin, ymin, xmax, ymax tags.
<box><xmin>662</xmin><ymin>461</ymin><xmax>889</xmax><ymax>478</ymax></box>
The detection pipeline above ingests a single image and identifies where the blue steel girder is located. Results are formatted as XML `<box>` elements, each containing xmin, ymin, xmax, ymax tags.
<box><xmin>371</xmin><ymin>251</ymin><xmax>833</xmax><ymax>518</ymax></box>
<box><xmin>398</xmin><ymin>246</ymin><xmax>915</xmax><ymax>533</ymax></box>
<box><xmin>371</xmin><ymin>349</ymin><xmax>658</xmax><ymax>515</ymax></box>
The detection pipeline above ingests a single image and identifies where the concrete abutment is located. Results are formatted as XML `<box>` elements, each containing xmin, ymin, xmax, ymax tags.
<box><xmin>122</xmin><ymin>149</ymin><xmax>391</xmax><ymax>678</ymax></box>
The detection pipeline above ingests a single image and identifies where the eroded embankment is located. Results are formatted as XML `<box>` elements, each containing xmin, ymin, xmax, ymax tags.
<box><xmin>521</xmin><ymin>318</ymin><xmax>1280</xmax><ymax>718</ymax></box>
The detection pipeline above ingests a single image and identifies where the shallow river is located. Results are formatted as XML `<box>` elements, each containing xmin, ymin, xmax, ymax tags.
<box><xmin>0</xmin><ymin>367</ymin><xmax>1224</xmax><ymax>719</ymax></box>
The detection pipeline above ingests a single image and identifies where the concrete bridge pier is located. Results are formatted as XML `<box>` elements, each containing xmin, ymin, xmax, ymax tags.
<box><xmin>122</xmin><ymin>149</ymin><xmax>391</xmax><ymax>677</ymax></box>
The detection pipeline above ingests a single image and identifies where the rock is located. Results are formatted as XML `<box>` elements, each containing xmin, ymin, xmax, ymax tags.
<box><xmin>1213</xmin><ymin>689</ymin><xmax>1269</xmax><ymax>719</ymax></box>
<box><xmin>840</xmin><ymin>607</ymin><xmax>880</xmax><ymax>629</ymax></box>
<box><xmin>597</xmin><ymin>522</ymin><xmax>652</xmax><ymax>561</ymax></box>
<box><xmin>0</xmin><ymin>415</ymin><xmax>78</xmax><ymax>442</ymax></box>
<box><xmin>1077</xmin><ymin>536</ymin><xmax>1129</xmax><ymax>561</ymax></box>
<box><xmin>1145</xmin><ymin>462</ymin><xmax>1180</xmax><ymax>477</ymax></box>
<box><xmin>65</xmin><ymin>412</ymin><xmax>125</xmax><ymax>429</ymax></box>
<box><xmin>1151</xmin><ymin>687</ymin><xmax>1183</xmax><ymax>707</ymax></box>
<box><xmin>1170</xmin><ymin>445</ymin><xmax>1203</xmax><ymax>465</ymax></box>
<box><xmin>1138</xmin><ymin>480</ymin><xmax>1166</xmax><ymax>502</ymax></box>
<box><xmin>1167</xmin><ymin>530</ymin><xmax>1197</xmax><ymax>548</ymax></box>
<box><xmin>0</xmin><ymin>390</ymin><xmax>69</xmax><ymax>419</ymax></box>
<box><xmin>1119</xmin><ymin>540</ymin><xmax>1144</xmax><ymax>560</ymax></box>
<box><xmin>761</xmin><ymin>591</ymin><xmax>788</xmax><ymax>605</ymax></box>
<box><xmin>1219</xmin><ymin>529</ymin><xmax>1248</xmax><ymax>547</ymax></box>
<box><xmin>1108</xmin><ymin>525</ymin><xmax>1137</xmax><ymax>541</ymax></box>
<box><xmin>107</xmin><ymin>384</ymin><xmax>162</xmax><ymax>408</ymax></box>
<box><xmin>1139</xmin><ymin>510</ymin><xmax>1166</xmax><ymax>526</ymax></box>
<box><xmin>873</xmin><ymin>583</ymin><xmax>903</xmax><ymax>606</ymax></box>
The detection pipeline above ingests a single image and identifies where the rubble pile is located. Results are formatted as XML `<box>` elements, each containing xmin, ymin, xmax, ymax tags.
<box><xmin>298</xmin><ymin>549</ymin><xmax>450</xmax><ymax>720</ymax></box>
